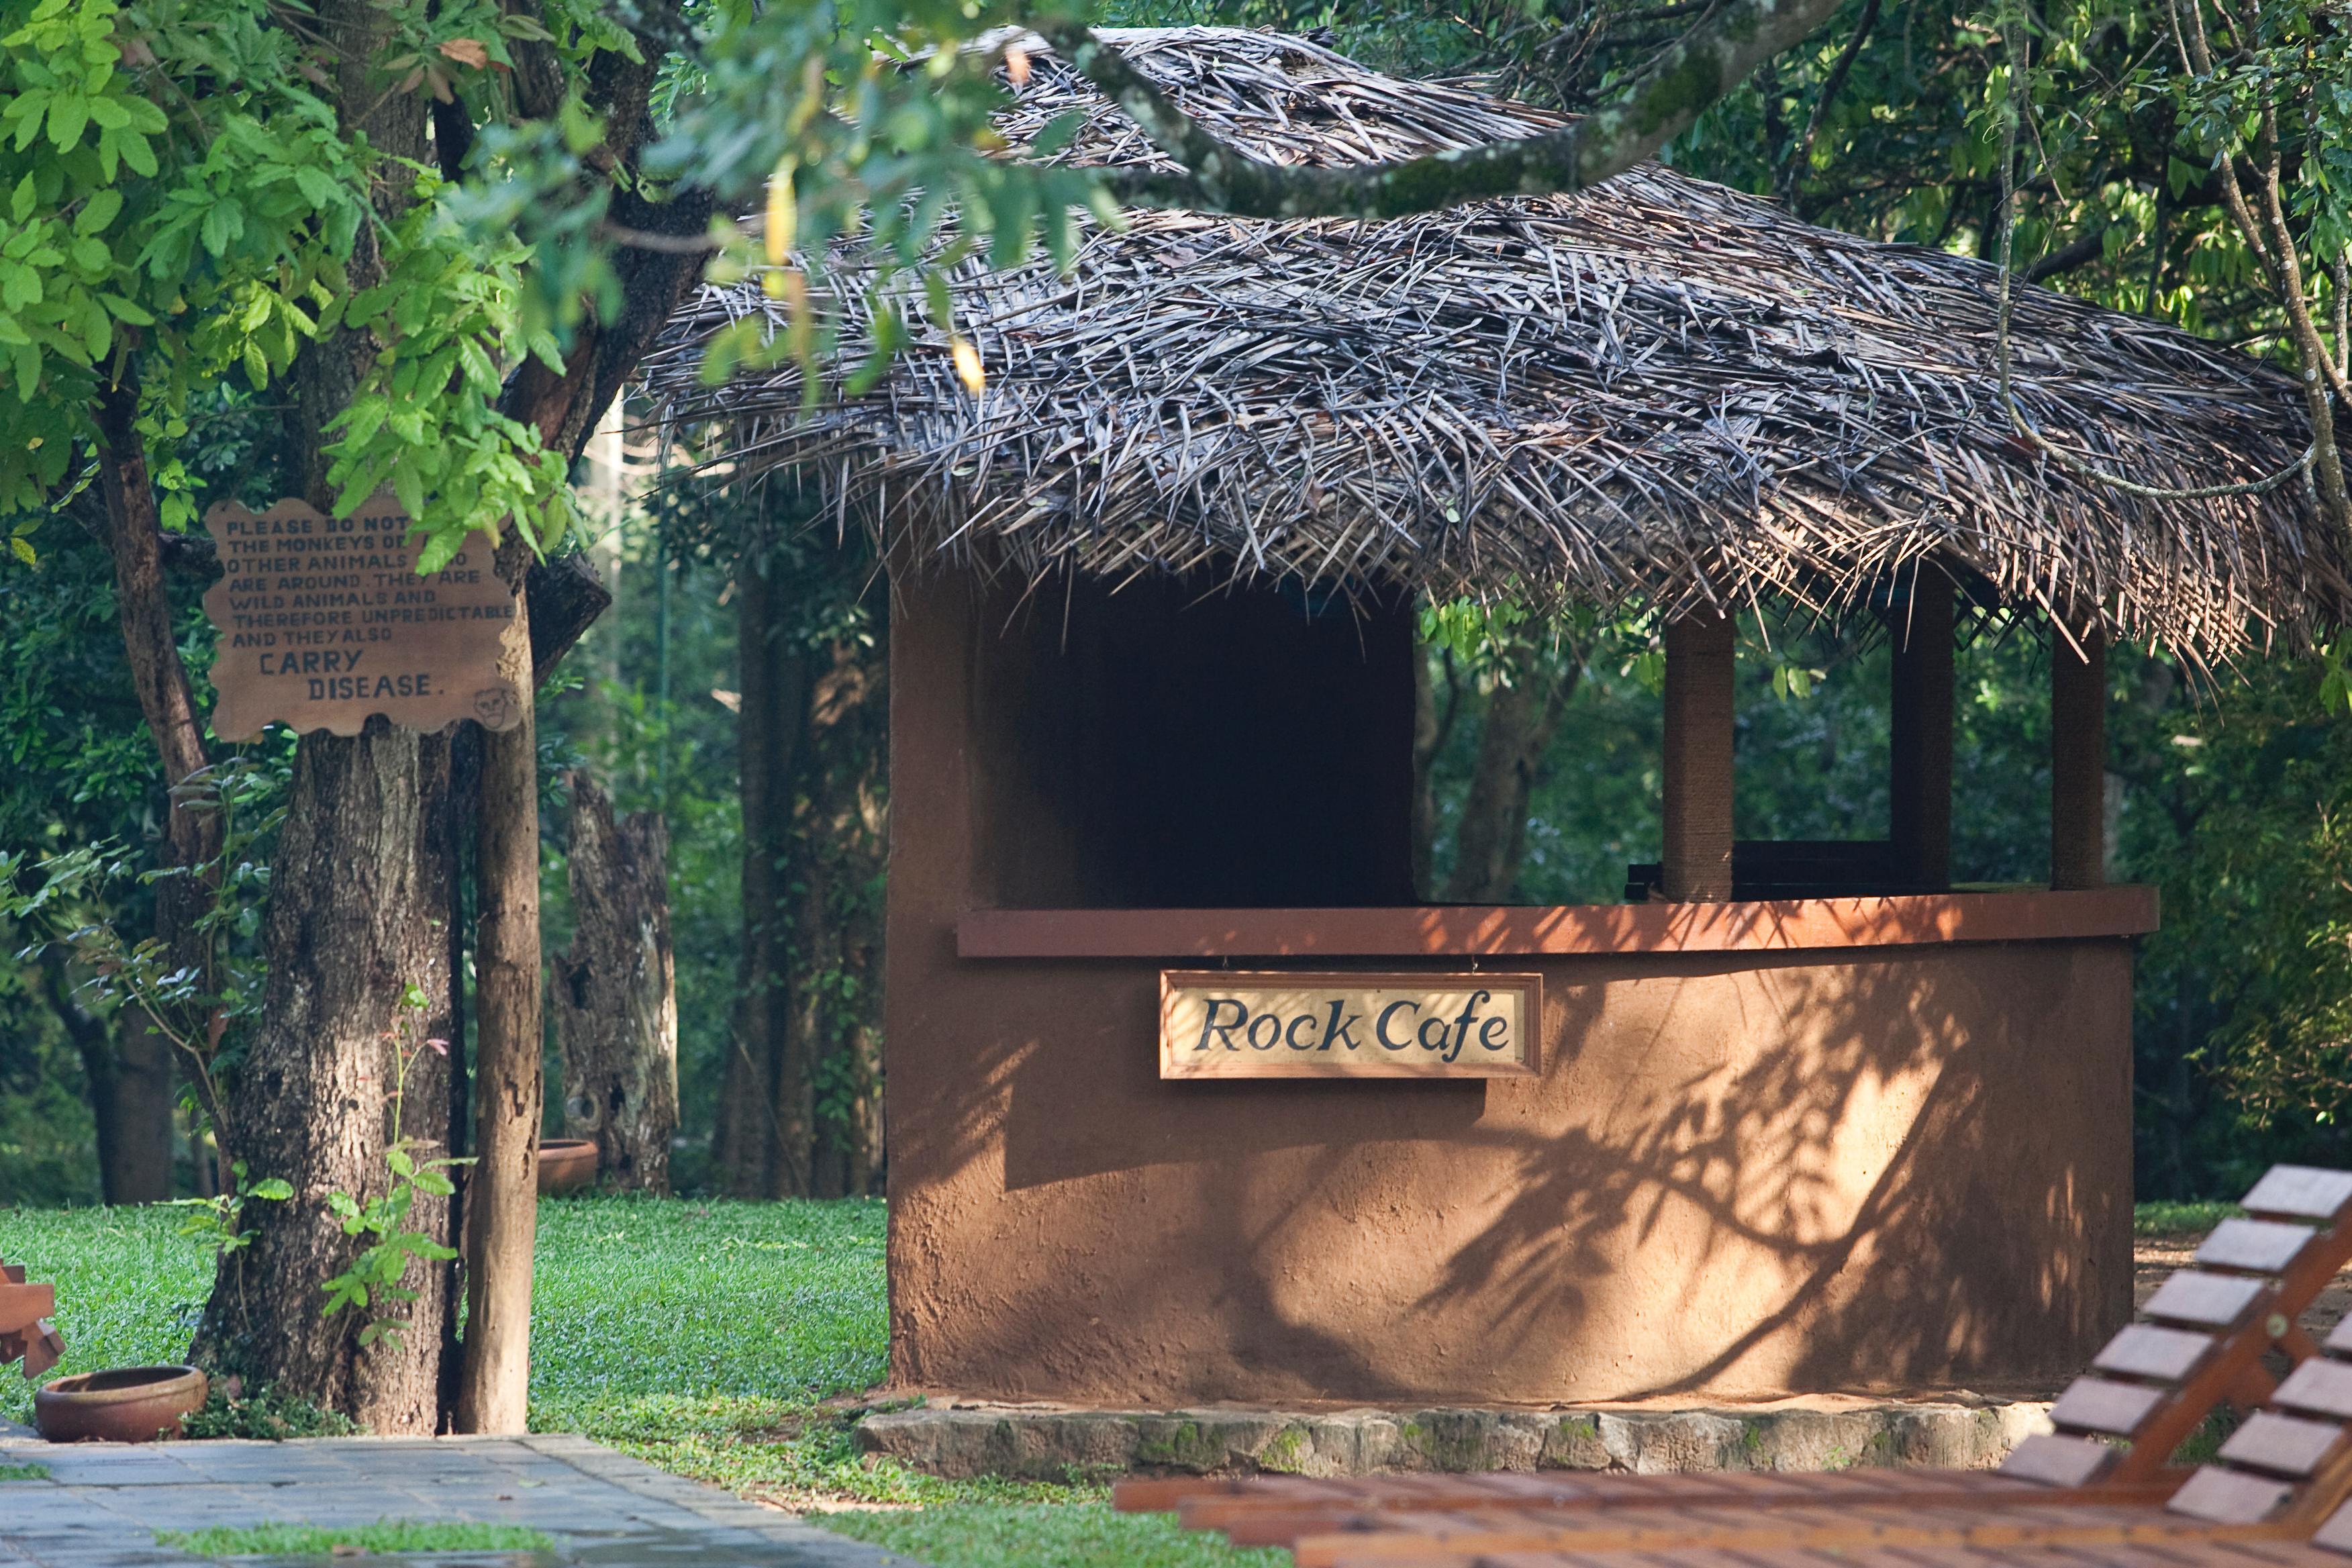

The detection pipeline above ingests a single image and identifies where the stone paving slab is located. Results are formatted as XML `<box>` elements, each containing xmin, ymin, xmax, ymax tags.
<box><xmin>858</xmin><ymin>1395</ymin><xmax>2055</xmax><ymax>1480</ymax></box>
<box><xmin>0</xmin><ymin>1434</ymin><xmax>920</xmax><ymax>1568</ymax></box>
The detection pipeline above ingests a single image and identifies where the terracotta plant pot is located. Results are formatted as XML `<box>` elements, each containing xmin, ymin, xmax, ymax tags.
<box><xmin>538</xmin><ymin>1138</ymin><xmax>599</xmax><ymax>1195</ymax></box>
<box><xmin>35</xmin><ymin>1366</ymin><xmax>207</xmax><ymax>1443</ymax></box>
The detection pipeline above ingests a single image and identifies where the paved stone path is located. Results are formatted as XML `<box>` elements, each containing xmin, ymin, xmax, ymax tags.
<box><xmin>0</xmin><ymin>1434</ymin><xmax>924</xmax><ymax>1568</ymax></box>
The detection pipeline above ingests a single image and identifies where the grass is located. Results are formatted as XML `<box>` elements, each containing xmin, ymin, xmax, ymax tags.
<box><xmin>1</xmin><ymin>1195</ymin><xmax>2249</xmax><ymax>1568</ymax></box>
<box><xmin>156</xmin><ymin>1521</ymin><xmax>553</xmax><ymax>1557</ymax></box>
<box><xmin>2135</xmin><ymin>1200</ymin><xmax>2242</xmax><ymax>1238</ymax></box>
<box><xmin>1</xmin><ymin>1195</ymin><xmax>1225</xmax><ymax>1567</ymax></box>
<box><xmin>821</xmin><ymin>1504</ymin><xmax>1285</xmax><ymax>1568</ymax></box>
<box><xmin>0</xmin><ymin>1461</ymin><xmax>49</xmax><ymax>1480</ymax></box>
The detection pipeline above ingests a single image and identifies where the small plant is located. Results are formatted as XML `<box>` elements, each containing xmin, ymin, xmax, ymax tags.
<box><xmin>165</xmin><ymin>1161</ymin><xmax>292</xmax><ymax>1259</ymax></box>
<box><xmin>0</xmin><ymin>1462</ymin><xmax>49</xmax><ymax>1481</ymax></box>
<box><xmin>318</xmin><ymin>985</ymin><xmax>466</xmax><ymax>1349</ymax></box>
<box><xmin>179</xmin><ymin>1382</ymin><xmax>358</xmax><ymax>1441</ymax></box>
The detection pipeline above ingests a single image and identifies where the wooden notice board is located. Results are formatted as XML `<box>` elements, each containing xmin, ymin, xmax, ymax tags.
<box><xmin>1159</xmin><ymin>971</ymin><xmax>1541</xmax><ymax>1079</ymax></box>
<box><xmin>202</xmin><ymin>494</ymin><xmax>526</xmax><ymax>741</ymax></box>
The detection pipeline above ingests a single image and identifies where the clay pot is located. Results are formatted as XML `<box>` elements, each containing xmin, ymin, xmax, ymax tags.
<box><xmin>35</xmin><ymin>1366</ymin><xmax>207</xmax><ymax>1443</ymax></box>
<box><xmin>538</xmin><ymin>1138</ymin><xmax>599</xmax><ymax>1195</ymax></box>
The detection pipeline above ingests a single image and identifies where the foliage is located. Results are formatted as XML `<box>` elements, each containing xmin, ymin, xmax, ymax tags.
<box><xmin>177</xmin><ymin>1381</ymin><xmax>358</xmax><ymax>1439</ymax></box>
<box><xmin>156</xmin><ymin>1522</ymin><xmax>552</xmax><ymax>1555</ymax></box>
<box><xmin>315</xmin><ymin>987</ymin><xmax>462</xmax><ymax>1346</ymax></box>
<box><xmin>0</xmin><ymin>0</ymin><xmax>573</xmax><ymax>563</ymax></box>
<box><xmin>163</xmin><ymin>1161</ymin><xmax>290</xmax><ymax>1258</ymax></box>
<box><xmin>2135</xmin><ymin>1199</ymin><xmax>2240</xmax><ymax>1236</ymax></box>
<box><xmin>0</xmin><ymin>1463</ymin><xmax>48</xmax><ymax>1480</ymax></box>
<box><xmin>0</xmin><ymin>750</ymin><xmax>285</xmax><ymax>1161</ymax></box>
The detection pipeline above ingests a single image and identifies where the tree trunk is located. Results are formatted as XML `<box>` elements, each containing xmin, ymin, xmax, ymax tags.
<box><xmin>454</xmin><ymin>544</ymin><xmax>540</xmax><ymax>1436</ymax></box>
<box><xmin>191</xmin><ymin>725</ymin><xmax>458</xmax><ymax>1432</ymax></box>
<box><xmin>793</xmin><ymin>635</ymin><xmax>888</xmax><ymax>1199</ymax></box>
<box><xmin>91</xmin><ymin>376</ymin><xmax>223</xmax><ymax>1181</ymax></box>
<box><xmin>42</xmin><ymin>960</ymin><xmax>173</xmax><ymax>1206</ymax></box>
<box><xmin>716</xmin><ymin>540</ymin><xmax>810</xmax><ymax>1197</ymax></box>
<box><xmin>1440</xmin><ymin>655</ymin><xmax>1580</xmax><ymax>903</ymax></box>
<box><xmin>554</xmin><ymin>769</ymin><xmax>678</xmax><ymax>1194</ymax></box>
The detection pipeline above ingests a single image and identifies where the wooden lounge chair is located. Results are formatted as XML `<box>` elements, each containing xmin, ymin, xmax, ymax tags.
<box><xmin>0</xmin><ymin>1255</ymin><xmax>62</xmax><ymax>1380</ymax></box>
<box><xmin>1337</xmin><ymin>1347</ymin><xmax>2352</xmax><ymax>1568</ymax></box>
<box><xmin>1454</xmin><ymin>1510</ymin><xmax>2352</xmax><ymax>1568</ymax></box>
<box><xmin>1286</xmin><ymin>1309</ymin><xmax>2352</xmax><ymax>1563</ymax></box>
<box><xmin>1113</xmin><ymin>1165</ymin><xmax>2352</xmax><ymax>1554</ymax></box>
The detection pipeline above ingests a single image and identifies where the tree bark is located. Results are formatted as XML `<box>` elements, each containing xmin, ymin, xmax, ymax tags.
<box><xmin>554</xmin><ymin>769</ymin><xmax>678</xmax><ymax>1194</ymax></box>
<box><xmin>191</xmin><ymin>724</ymin><xmax>458</xmax><ymax>1432</ymax></box>
<box><xmin>91</xmin><ymin>375</ymin><xmax>221</xmax><ymax>1187</ymax></box>
<box><xmin>454</xmin><ymin>544</ymin><xmax>540</xmax><ymax>1436</ymax></box>
<box><xmin>716</xmin><ymin>541</ymin><xmax>810</xmax><ymax>1197</ymax></box>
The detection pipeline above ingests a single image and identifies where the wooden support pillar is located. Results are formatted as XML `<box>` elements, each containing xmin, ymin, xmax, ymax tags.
<box><xmin>1662</xmin><ymin>608</ymin><xmax>1735</xmax><ymax>901</ymax></box>
<box><xmin>1890</xmin><ymin>573</ymin><xmax>1954</xmax><ymax>891</ymax></box>
<box><xmin>2051</xmin><ymin>620</ymin><xmax>2107</xmax><ymax>891</ymax></box>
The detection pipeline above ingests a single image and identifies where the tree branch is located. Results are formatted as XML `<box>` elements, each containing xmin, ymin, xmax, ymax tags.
<box><xmin>1782</xmin><ymin>0</ymin><xmax>1877</xmax><ymax>212</ymax></box>
<box><xmin>1026</xmin><ymin>0</ymin><xmax>1849</xmax><ymax>219</ymax></box>
<box><xmin>2025</xmin><ymin>226</ymin><xmax>2108</xmax><ymax>283</ymax></box>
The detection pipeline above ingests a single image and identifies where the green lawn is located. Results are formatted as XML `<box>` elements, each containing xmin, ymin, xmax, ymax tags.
<box><xmin>0</xmin><ymin>1195</ymin><xmax>1275</xmax><ymax>1568</ymax></box>
<box><xmin>1</xmin><ymin>1195</ymin><xmax>2228</xmax><ymax>1567</ymax></box>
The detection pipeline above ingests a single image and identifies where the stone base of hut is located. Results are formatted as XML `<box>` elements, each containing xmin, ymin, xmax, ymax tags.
<box><xmin>854</xmin><ymin>1395</ymin><xmax>2054</xmax><ymax>1481</ymax></box>
<box><xmin>884</xmin><ymin>573</ymin><xmax>2141</xmax><ymax>1410</ymax></box>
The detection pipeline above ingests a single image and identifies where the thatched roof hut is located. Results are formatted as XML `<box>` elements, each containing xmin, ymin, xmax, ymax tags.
<box><xmin>644</xmin><ymin>26</ymin><xmax>2344</xmax><ymax>653</ymax></box>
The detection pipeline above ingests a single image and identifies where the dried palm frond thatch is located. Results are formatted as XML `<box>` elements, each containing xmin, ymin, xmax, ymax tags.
<box><xmin>641</xmin><ymin>27</ymin><xmax>2347</xmax><ymax>654</ymax></box>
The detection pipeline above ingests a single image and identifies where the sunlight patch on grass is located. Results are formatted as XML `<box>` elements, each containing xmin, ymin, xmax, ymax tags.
<box><xmin>820</xmin><ymin>1502</ymin><xmax>1287</xmax><ymax>1568</ymax></box>
<box><xmin>156</xmin><ymin>1521</ymin><xmax>553</xmax><ymax>1557</ymax></box>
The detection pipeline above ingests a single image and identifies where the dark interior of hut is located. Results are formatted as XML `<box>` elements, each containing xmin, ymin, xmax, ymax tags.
<box><xmin>965</xmin><ymin>572</ymin><xmax>1996</xmax><ymax>911</ymax></box>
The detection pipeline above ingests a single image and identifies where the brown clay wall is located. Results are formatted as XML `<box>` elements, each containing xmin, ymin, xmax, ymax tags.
<box><xmin>884</xmin><ymin>574</ymin><xmax>2137</xmax><ymax>1406</ymax></box>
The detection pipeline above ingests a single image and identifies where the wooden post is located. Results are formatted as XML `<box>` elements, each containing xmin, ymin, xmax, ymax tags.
<box><xmin>455</xmin><ymin>548</ymin><xmax>541</xmax><ymax>1435</ymax></box>
<box><xmin>1890</xmin><ymin>573</ymin><xmax>1955</xmax><ymax>891</ymax></box>
<box><xmin>1661</xmin><ymin>608</ymin><xmax>1736</xmax><ymax>901</ymax></box>
<box><xmin>2051</xmin><ymin>620</ymin><xmax>2107</xmax><ymax>891</ymax></box>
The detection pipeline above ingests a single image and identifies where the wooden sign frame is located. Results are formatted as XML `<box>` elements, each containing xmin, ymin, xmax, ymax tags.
<box><xmin>1159</xmin><ymin>970</ymin><xmax>1542</xmax><ymax>1080</ymax></box>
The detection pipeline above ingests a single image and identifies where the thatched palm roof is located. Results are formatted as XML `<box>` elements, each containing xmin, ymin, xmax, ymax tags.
<box><xmin>642</xmin><ymin>27</ymin><xmax>2347</xmax><ymax>652</ymax></box>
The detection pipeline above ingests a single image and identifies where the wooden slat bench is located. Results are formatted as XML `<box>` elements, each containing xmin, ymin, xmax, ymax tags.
<box><xmin>0</xmin><ymin>1254</ymin><xmax>63</xmax><ymax>1381</ymax></box>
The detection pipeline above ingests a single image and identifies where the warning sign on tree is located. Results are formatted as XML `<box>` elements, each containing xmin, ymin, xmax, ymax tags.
<box><xmin>201</xmin><ymin>493</ymin><xmax>526</xmax><ymax>741</ymax></box>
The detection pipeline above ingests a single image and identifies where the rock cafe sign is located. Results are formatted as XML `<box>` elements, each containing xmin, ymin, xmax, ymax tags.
<box><xmin>201</xmin><ymin>494</ymin><xmax>525</xmax><ymax>741</ymax></box>
<box><xmin>1159</xmin><ymin>971</ymin><xmax>1542</xmax><ymax>1079</ymax></box>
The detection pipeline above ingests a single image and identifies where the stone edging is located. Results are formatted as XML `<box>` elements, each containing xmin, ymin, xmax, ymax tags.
<box><xmin>856</xmin><ymin>1400</ymin><xmax>2053</xmax><ymax>1481</ymax></box>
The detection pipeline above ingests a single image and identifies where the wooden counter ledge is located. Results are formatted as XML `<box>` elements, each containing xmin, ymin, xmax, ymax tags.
<box><xmin>957</xmin><ymin>885</ymin><xmax>2159</xmax><ymax>960</ymax></box>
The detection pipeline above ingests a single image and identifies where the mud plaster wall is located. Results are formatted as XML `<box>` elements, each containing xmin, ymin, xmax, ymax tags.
<box><xmin>883</xmin><ymin>574</ymin><xmax>2136</xmax><ymax>1405</ymax></box>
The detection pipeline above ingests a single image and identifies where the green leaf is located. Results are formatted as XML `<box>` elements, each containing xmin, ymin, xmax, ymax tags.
<box><xmin>72</xmin><ymin>188</ymin><xmax>118</xmax><ymax>236</ymax></box>
<box><xmin>199</xmin><ymin>201</ymin><xmax>243</xmax><ymax>258</ymax></box>
<box><xmin>46</xmin><ymin>91</ymin><xmax>87</xmax><ymax>150</ymax></box>
<box><xmin>293</xmin><ymin>166</ymin><xmax>338</xmax><ymax>209</ymax></box>
<box><xmin>249</xmin><ymin>1178</ymin><xmax>293</xmax><ymax>1200</ymax></box>
<box><xmin>413</xmin><ymin>529</ymin><xmax>462</xmax><ymax>575</ymax></box>
<box><xmin>9</xmin><ymin>536</ymin><xmax>34</xmax><ymax>565</ymax></box>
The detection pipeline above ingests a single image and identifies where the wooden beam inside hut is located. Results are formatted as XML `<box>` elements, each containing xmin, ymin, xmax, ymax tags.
<box><xmin>2051</xmin><ymin>622</ymin><xmax>2108</xmax><ymax>891</ymax></box>
<box><xmin>1890</xmin><ymin>574</ymin><xmax>1955</xmax><ymax>891</ymax></box>
<box><xmin>1661</xmin><ymin>609</ymin><xmax>1735</xmax><ymax>901</ymax></box>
